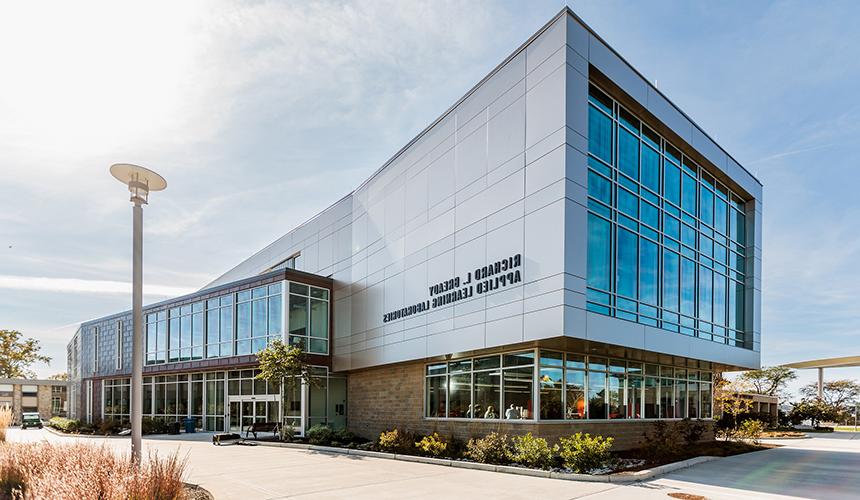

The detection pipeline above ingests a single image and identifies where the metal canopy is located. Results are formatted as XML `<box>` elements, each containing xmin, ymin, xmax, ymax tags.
<box><xmin>782</xmin><ymin>356</ymin><xmax>860</xmax><ymax>370</ymax></box>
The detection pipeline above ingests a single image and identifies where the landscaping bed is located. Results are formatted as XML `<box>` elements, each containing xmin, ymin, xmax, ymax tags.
<box><xmin>243</xmin><ymin>420</ymin><xmax>766</xmax><ymax>481</ymax></box>
<box><xmin>615</xmin><ymin>440</ymin><xmax>773</xmax><ymax>471</ymax></box>
<box><xmin>46</xmin><ymin>416</ymin><xmax>179</xmax><ymax>436</ymax></box>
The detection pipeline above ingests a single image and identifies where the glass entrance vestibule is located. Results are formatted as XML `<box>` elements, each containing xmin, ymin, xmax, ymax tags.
<box><xmin>102</xmin><ymin>367</ymin><xmax>347</xmax><ymax>435</ymax></box>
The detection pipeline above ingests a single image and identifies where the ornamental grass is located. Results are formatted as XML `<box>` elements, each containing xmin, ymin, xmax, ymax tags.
<box><xmin>0</xmin><ymin>408</ymin><xmax>12</xmax><ymax>442</ymax></box>
<box><xmin>0</xmin><ymin>441</ymin><xmax>187</xmax><ymax>499</ymax></box>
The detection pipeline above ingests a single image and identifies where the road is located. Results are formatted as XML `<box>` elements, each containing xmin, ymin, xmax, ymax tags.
<box><xmin>7</xmin><ymin>428</ymin><xmax>860</xmax><ymax>499</ymax></box>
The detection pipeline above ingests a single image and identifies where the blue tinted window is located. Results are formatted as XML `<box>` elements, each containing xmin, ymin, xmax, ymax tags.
<box><xmin>681</xmin><ymin>258</ymin><xmax>696</xmax><ymax>317</ymax></box>
<box><xmin>713</xmin><ymin>273</ymin><xmax>727</xmax><ymax>326</ymax></box>
<box><xmin>682</xmin><ymin>223</ymin><xmax>697</xmax><ymax>249</ymax></box>
<box><xmin>700</xmin><ymin>188</ymin><xmax>714</xmax><ymax>227</ymax></box>
<box><xmin>664</xmin><ymin>162</ymin><xmax>681</xmax><ymax>206</ymax></box>
<box><xmin>641</xmin><ymin>201</ymin><xmax>659</xmax><ymax>229</ymax></box>
<box><xmin>698</xmin><ymin>266</ymin><xmax>712</xmax><ymax>322</ymax></box>
<box><xmin>588</xmin><ymin>171</ymin><xmax>612</xmax><ymax>205</ymax></box>
<box><xmin>714</xmin><ymin>197</ymin><xmax>728</xmax><ymax>235</ymax></box>
<box><xmin>682</xmin><ymin>173</ymin><xmax>697</xmax><ymax>216</ymax></box>
<box><xmin>618</xmin><ymin>187</ymin><xmax>638</xmax><ymax>218</ymax></box>
<box><xmin>663</xmin><ymin>250</ymin><xmax>680</xmax><ymax>312</ymax></box>
<box><xmin>616</xmin><ymin>228</ymin><xmax>638</xmax><ymax>298</ymax></box>
<box><xmin>588</xmin><ymin>155</ymin><xmax>612</xmax><ymax>177</ymax></box>
<box><xmin>664</xmin><ymin>214</ymin><xmax>680</xmax><ymax>241</ymax></box>
<box><xmin>731</xmin><ymin>209</ymin><xmax>746</xmax><ymax>245</ymax></box>
<box><xmin>730</xmin><ymin>281</ymin><xmax>744</xmax><ymax>329</ymax></box>
<box><xmin>588</xmin><ymin>105</ymin><xmax>612</xmax><ymax>164</ymax></box>
<box><xmin>587</xmin><ymin>214</ymin><xmax>612</xmax><ymax>290</ymax></box>
<box><xmin>618</xmin><ymin>128</ymin><xmax>639</xmax><ymax>181</ymax></box>
<box><xmin>584</xmin><ymin>86</ymin><xmax>748</xmax><ymax>348</ymax></box>
<box><xmin>589</xmin><ymin>84</ymin><xmax>612</xmax><ymax>114</ymax></box>
<box><xmin>639</xmin><ymin>239</ymin><xmax>658</xmax><ymax>305</ymax></box>
<box><xmin>700</xmin><ymin>236</ymin><xmax>713</xmax><ymax>258</ymax></box>
<box><xmin>641</xmin><ymin>146</ymin><xmax>660</xmax><ymax>194</ymax></box>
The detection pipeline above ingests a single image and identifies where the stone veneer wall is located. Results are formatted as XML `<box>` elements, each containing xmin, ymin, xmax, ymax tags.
<box><xmin>347</xmin><ymin>361</ymin><xmax>714</xmax><ymax>451</ymax></box>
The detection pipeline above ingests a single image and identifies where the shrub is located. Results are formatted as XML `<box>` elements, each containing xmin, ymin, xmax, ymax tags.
<box><xmin>640</xmin><ymin>421</ymin><xmax>682</xmax><ymax>462</ymax></box>
<box><xmin>98</xmin><ymin>419</ymin><xmax>123</xmax><ymax>436</ymax></box>
<box><xmin>332</xmin><ymin>428</ymin><xmax>366</xmax><ymax>446</ymax></box>
<box><xmin>738</xmin><ymin>419</ymin><xmax>765</xmax><ymax>444</ymax></box>
<box><xmin>141</xmin><ymin>417</ymin><xmax>170</xmax><ymax>435</ymax></box>
<box><xmin>677</xmin><ymin>418</ymin><xmax>707</xmax><ymax>445</ymax></box>
<box><xmin>48</xmin><ymin>416</ymin><xmax>81</xmax><ymax>433</ymax></box>
<box><xmin>414</xmin><ymin>432</ymin><xmax>448</xmax><ymax>457</ymax></box>
<box><xmin>378</xmin><ymin>429</ymin><xmax>415</xmax><ymax>453</ymax></box>
<box><xmin>0</xmin><ymin>441</ymin><xmax>186</xmax><ymax>499</ymax></box>
<box><xmin>510</xmin><ymin>432</ymin><xmax>555</xmax><ymax>469</ymax></box>
<box><xmin>0</xmin><ymin>407</ymin><xmax>12</xmax><ymax>442</ymax></box>
<box><xmin>557</xmin><ymin>433</ymin><xmax>613</xmax><ymax>473</ymax></box>
<box><xmin>465</xmin><ymin>432</ymin><xmax>511</xmax><ymax>465</ymax></box>
<box><xmin>307</xmin><ymin>424</ymin><xmax>334</xmax><ymax>445</ymax></box>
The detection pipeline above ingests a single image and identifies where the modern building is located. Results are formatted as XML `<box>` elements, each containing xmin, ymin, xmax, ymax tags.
<box><xmin>67</xmin><ymin>7</ymin><xmax>761</xmax><ymax>449</ymax></box>
<box><xmin>0</xmin><ymin>378</ymin><xmax>68</xmax><ymax>424</ymax></box>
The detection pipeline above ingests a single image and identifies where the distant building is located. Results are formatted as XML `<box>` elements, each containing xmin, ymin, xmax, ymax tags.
<box><xmin>66</xmin><ymin>7</ymin><xmax>761</xmax><ymax>449</ymax></box>
<box><xmin>718</xmin><ymin>392</ymin><xmax>778</xmax><ymax>426</ymax></box>
<box><xmin>0</xmin><ymin>378</ymin><xmax>68</xmax><ymax>424</ymax></box>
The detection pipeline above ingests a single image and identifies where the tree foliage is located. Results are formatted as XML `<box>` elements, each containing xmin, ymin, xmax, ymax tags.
<box><xmin>0</xmin><ymin>330</ymin><xmax>51</xmax><ymax>379</ymax></box>
<box><xmin>738</xmin><ymin>366</ymin><xmax>796</xmax><ymax>398</ymax></box>
<box><xmin>47</xmin><ymin>373</ymin><xmax>68</xmax><ymax>381</ymax></box>
<box><xmin>800</xmin><ymin>379</ymin><xmax>860</xmax><ymax>413</ymax></box>
<box><xmin>714</xmin><ymin>377</ymin><xmax>754</xmax><ymax>417</ymax></box>
<box><xmin>789</xmin><ymin>399</ymin><xmax>841</xmax><ymax>427</ymax></box>
<box><xmin>255</xmin><ymin>339</ymin><xmax>314</xmax><ymax>390</ymax></box>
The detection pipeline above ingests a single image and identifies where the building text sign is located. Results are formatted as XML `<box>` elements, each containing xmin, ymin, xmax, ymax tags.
<box><xmin>382</xmin><ymin>254</ymin><xmax>522</xmax><ymax>323</ymax></box>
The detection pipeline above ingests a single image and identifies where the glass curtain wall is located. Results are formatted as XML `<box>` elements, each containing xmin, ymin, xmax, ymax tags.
<box><xmin>425</xmin><ymin>350</ymin><xmax>713</xmax><ymax>421</ymax></box>
<box><xmin>425</xmin><ymin>351</ymin><xmax>535</xmax><ymax>420</ymax></box>
<box><xmin>146</xmin><ymin>282</ymin><xmax>291</xmax><ymax>365</ymax></box>
<box><xmin>103</xmin><ymin>378</ymin><xmax>130</xmax><ymax>424</ymax></box>
<box><xmin>288</xmin><ymin>283</ymin><xmax>330</xmax><ymax>354</ymax></box>
<box><xmin>586</xmin><ymin>83</ymin><xmax>747</xmax><ymax>347</ymax></box>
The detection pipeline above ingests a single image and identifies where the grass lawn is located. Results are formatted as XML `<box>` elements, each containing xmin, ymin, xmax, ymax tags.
<box><xmin>834</xmin><ymin>426</ymin><xmax>860</xmax><ymax>432</ymax></box>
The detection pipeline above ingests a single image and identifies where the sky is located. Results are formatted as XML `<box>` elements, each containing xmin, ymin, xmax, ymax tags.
<box><xmin>1</xmin><ymin>1</ymin><xmax>859</xmax><ymax>398</ymax></box>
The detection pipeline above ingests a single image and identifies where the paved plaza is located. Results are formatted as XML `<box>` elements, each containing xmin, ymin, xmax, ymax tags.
<box><xmin>7</xmin><ymin>428</ymin><xmax>860</xmax><ymax>499</ymax></box>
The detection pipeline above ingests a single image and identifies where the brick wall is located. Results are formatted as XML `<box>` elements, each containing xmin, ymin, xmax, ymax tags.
<box><xmin>347</xmin><ymin>361</ymin><xmax>714</xmax><ymax>451</ymax></box>
<box><xmin>37</xmin><ymin>385</ymin><xmax>53</xmax><ymax>421</ymax></box>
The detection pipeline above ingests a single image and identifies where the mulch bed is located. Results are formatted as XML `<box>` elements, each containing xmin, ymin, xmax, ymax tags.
<box><xmin>184</xmin><ymin>483</ymin><xmax>214</xmax><ymax>500</ymax></box>
<box><xmin>613</xmin><ymin>440</ymin><xmax>775</xmax><ymax>472</ymax></box>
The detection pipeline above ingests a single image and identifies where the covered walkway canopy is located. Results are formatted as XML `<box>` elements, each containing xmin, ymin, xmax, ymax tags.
<box><xmin>782</xmin><ymin>356</ymin><xmax>860</xmax><ymax>398</ymax></box>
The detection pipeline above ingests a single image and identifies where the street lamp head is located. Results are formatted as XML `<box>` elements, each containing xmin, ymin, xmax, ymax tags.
<box><xmin>109</xmin><ymin>163</ymin><xmax>167</xmax><ymax>205</ymax></box>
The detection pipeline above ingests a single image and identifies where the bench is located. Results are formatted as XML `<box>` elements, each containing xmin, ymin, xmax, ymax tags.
<box><xmin>245</xmin><ymin>421</ymin><xmax>280</xmax><ymax>440</ymax></box>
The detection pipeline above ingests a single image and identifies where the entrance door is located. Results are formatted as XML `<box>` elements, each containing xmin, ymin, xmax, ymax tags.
<box><xmin>227</xmin><ymin>394</ymin><xmax>280</xmax><ymax>434</ymax></box>
<box><xmin>228</xmin><ymin>401</ymin><xmax>241</xmax><ymax>432</ymax></box>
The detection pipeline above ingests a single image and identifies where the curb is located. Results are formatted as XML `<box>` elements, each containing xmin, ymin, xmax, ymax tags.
<box><xmin>252</xmin><ymin>440</ymin><xmax>720</xmax><ymax>483</ymax></box>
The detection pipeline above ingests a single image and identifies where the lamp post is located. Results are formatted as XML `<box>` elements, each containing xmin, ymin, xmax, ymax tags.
<box><xmin>110</xmin><ymin>163</ymin><xmax>166</xmax><ymax>464</ymax></box>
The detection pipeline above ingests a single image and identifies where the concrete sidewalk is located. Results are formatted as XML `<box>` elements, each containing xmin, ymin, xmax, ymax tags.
<box><xmin>8</xmin><ymin>428</ymin><xmax>860</xmax><ymax>499</ymax></box>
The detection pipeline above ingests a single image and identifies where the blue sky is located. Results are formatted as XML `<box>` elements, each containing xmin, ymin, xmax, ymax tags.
<box><xmin>1</xmin><ymin>1</ymin><xmax>858</xmax><ymax>397</ymax></box>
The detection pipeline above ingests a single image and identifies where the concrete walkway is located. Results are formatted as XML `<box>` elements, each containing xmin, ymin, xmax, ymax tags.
<box><xmin>7</xmin><ymin>428</ymin><xmax>860</xmax><ymax>499</ymax></box>
<box><xmin>606</xmin><ymin>432</ymin><xmax>860</xmax><ymax>500</ymax></box>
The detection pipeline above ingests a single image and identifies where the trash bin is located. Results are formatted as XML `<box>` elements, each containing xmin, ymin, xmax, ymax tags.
<box><xmin>168</xmin><ymin>421</ymin><xmax>181</xmax><ymax>435</ymax></box>
<box><xmin>183</xmin><ymin>417</ymin><xmax>196</xmax><ymax>434</ymax></box>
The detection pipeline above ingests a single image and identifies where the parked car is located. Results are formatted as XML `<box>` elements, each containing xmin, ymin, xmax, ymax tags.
<box><xmin>21</xmin><ymin>412</ymin><xmax>42</xmax><ymax>429</ymax></box>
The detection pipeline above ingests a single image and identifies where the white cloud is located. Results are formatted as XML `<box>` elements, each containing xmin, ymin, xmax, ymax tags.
<box><xmin>0</xmin><ymin>275</ymin><xmax>195</xmax><ymax>297</ymax></box>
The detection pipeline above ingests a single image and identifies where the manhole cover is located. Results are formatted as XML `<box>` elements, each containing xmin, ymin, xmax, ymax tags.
<box><xmin>667</xmin><ymin>494</ymin><xmax>707</xmax><ymax>500</ymax></box>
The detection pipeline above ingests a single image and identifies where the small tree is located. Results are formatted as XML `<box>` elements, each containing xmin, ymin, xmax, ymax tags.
<box><xmin>0</xmin><ymin>330</ymin><xmax>51</xmax><ymax>378</ymax></box>
<box><xmin>800</xmin><ymin>379</ymin><xmax>860</xmax><ymax>419</ymax></box>
<box><xmin>713</xmin><ymin>376</ymin><xmax>754</xmax><ymax>439</ymax></box>
<box><xmin>789</xmin><ymin>399</ymin><xmax>840</xmax><ymax>427</ymax></box>
<box><xmin>47</xmin><ymin>373</ymin><xmax>68</xmax><ymax>381</ymax></box>
<box><xmin>256</xmin><ymin>339</ymin><xmax>316</xmax><ymax>440</ymax></box>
